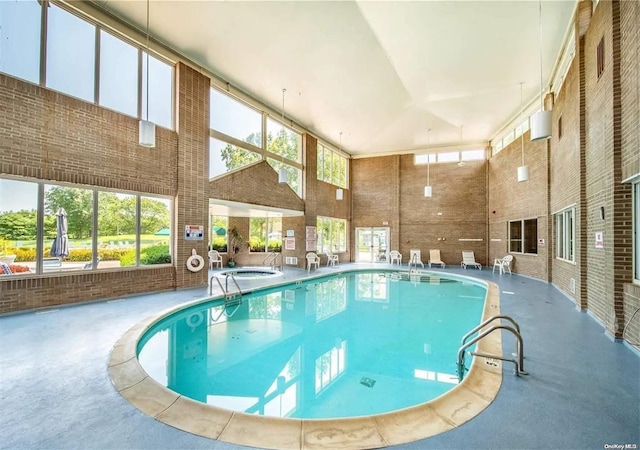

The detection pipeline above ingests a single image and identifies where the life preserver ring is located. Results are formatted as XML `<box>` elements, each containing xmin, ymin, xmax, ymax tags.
<box><xmin>186</xmin><ymin>312</ymin><xmax>204</xmax><ymax>329</ymax></box>
<box><xmin>186</xmin><ymin>249</ymin><xmax>205</xmax><ymax>273</ymax></box>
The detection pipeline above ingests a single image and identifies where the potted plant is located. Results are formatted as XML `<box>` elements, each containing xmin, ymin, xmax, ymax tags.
<box><xmin>227</xmin><ymin>226</ymin><xmax>245</xmax><ymax>268</ymax></box>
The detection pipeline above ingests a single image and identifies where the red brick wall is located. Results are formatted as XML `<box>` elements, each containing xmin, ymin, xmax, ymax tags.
<box><xmin>488</xmin><ymin>132</ymin><xmax>548</xmax><ymax>279</ymax></box>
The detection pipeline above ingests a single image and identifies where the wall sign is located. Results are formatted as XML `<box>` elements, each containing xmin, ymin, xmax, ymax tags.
<box><xmin>595</xmin><ymin>232</ymin><xmax>604</xmax><ymax>249</ymax></box>
<box><xmin>185</xmin><ymin>225</ymin><xmax>204</xmax><ymax>241</ymax></box>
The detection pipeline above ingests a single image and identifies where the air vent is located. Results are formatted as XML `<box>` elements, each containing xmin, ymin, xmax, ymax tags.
<box><xmin>285</xmin><ymin>257</ymin><xmax>298</xmax><ymax>265</ymax></box>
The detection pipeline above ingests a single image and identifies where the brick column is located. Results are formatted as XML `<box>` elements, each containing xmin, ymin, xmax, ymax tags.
<box><xmin>175</xmin><ymin>63</ymin><xmax>210</xmax><ymax>288</ymax></box>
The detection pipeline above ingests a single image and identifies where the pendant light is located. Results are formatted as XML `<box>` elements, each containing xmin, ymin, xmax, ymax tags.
<box><xmin>530</xmin><ymin>0</ymin><xmax>552</xmax><ymax>141</ymax></box>
<box><xmin>278</xmin><ymin>88</ymin><xmax>288</xmax><ymax>184</ymax></box>
<box><xmin>336</xmin><ymin>132</ymin><xmax>344</xmax><ymax>200</ymax></box>
<box><xmin>424</xmin><ymin>128</ymin><xmax>432</xmax><ymax>197</ymax></box>
<box><xmin>517</xmin><ymin>82</ymin><xmax>530</xmax><ymax>182</ymax></box>
<box><xmin>138</xmin><ymin>0</ymin><xmax>155</xmax><ymax>148</ymax></box>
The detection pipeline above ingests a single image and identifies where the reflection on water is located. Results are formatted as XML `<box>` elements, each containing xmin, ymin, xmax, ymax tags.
<box><xmin>137</xmin><ymin>271</ymin><xmax>485</xmax><ymax>419</ymax></box>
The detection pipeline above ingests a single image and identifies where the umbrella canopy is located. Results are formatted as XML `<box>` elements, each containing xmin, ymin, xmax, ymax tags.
<box><xmin>213</xmin><ymin>226</ymin><xmax>226</xmax><ymax>236</ymax></box>
<box><xmin>50</xmin><ymin>208</ymin><xmax>69</xmax><ymax>258</ymax></box>
<box><xmin>154</xmin><ymin>228</ymin><xmax>170</xmax><ymax>236</ymax></box>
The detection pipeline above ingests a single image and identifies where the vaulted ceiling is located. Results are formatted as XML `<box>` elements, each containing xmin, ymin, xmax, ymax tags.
<box><xmin>96</xmin><ymin>0</ymin><xmax>576</xmax><ymax>156</ymax></box>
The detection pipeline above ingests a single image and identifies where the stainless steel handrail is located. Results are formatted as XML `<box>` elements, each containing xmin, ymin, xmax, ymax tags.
<box><xmin>461</xmin><ymin>315</ymin><xmax>521</xmax><ymax>346</ymax></box>
<box><xmin>263</xmin><ymin>252</ymin><xmax>282</xmax><ymax>270</ymax></box>
<box><xmin>457</xmin><ymin>322</ymin><xmax>528</xmax><ymax>381</ymax></box>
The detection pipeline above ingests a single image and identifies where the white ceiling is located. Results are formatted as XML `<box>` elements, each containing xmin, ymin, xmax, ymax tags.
<box><xmin>96</xmin><ymin>0</ymin><xmax>576</xmax><ymax>156</ymax></box>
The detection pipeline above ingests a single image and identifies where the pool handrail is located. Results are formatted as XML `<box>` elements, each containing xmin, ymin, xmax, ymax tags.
<box><xmin>461</xmin><ymin>315</ymin><xmax>521</xmax><ymax>346</ymax></box>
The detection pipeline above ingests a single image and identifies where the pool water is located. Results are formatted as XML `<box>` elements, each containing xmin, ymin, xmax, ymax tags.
<box><xmin>137</xmin><ymin>270</ymin><xmax>485</xmax><ymax>419</ymax></box>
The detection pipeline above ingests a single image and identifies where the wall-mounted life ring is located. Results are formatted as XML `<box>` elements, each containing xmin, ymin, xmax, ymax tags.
<box><xmin>186</xmin><ymin>248</ymin><xmax>205</xmax><ymax>273</ymax></box>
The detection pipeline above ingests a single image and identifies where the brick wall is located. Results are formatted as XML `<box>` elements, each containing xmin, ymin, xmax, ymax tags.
<box><xmin>584</xmin><ymin>0</ymin><xmax>631</xmax><ymax>338</ymax></box>
<box><xmin>352</xmin><ymin>155</ymin><xmax>487</xmax><ymax>266</ymax></box>
<box><xmin>550</xmin><ymin>53</ymin><xmax>583</xmax><ymax>303</ymax></box>
<box><xmin>0</xmin><ymin>71</ymin><xmax>182</xmax><ymax>313</ymax></box>
<box><xmin>488</xmin><ymin>131</ymin><xmax>548</xmax><ymax>279</ymax></box>
<box><xmin>619</xmin><ymin>0</ymin><xmax>640</xmax><ymax>346</ymax></box>
<box><xmin>175</xmin><ymin>63</ymin><xmax>211</xmax><ymax>289</ymax></box>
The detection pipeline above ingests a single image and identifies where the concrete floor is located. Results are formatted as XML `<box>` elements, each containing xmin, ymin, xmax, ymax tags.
<box><xmin>1</xmin><ymin>264</ymin><xmax>638</xmax><ymax>450</ymax></box>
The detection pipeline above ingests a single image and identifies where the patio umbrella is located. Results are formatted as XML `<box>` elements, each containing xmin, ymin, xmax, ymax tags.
<box><xmin>50</xmin><ymin>208</ymin><xmax>69</xmax><ymax>258</ymax></box>
<box><xmin>213</xmin><ymin>226</ymin><xmax>226</xmax><ymax>236</ymax></box>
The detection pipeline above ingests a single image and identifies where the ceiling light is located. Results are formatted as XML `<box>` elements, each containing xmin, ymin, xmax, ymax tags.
<box><xmin>278</xmin><ymin>88</ymin><xmax>288</xmax><ymax>184</ymax></box>
<box><xmin>138</xmin><ymin>0</ymin><xmax>155</xmax><ymax>148</ymax></box>
<box><xmin>531</xmin><ymin>0</ymin><xmax>552</xmax><ymax>141</ymax></box>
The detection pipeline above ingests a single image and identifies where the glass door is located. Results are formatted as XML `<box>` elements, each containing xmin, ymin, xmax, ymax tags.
<box><xmin>355</xmin><ymin>227</ymin><xmax>389</xmax><ymax>262</ymax></box>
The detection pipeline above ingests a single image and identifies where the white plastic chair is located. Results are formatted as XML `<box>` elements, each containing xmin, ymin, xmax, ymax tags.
<box><xmin>306</xmin><ymin>252</ymin><xmax>320</xmax><ymax>271</ymax></box>
<box><xmin>208</xmin><ymin>250</ymin><xmax>223</xmax><ymax>269</ymax></box>
<box><xmin>461</xmin><ymin>251</ymin><xmax>482</xmax><ymax>270</ymax></box>
<box><xmin>389</xmin><ymin>250</ymin><xmax>402</xmax><ymax>265</ymax></box>
<box><xmin>326</xmin><ymin>251</ymin><xmax>339</xmax><ymax>266</ymax></box>
<box><xmin>493</xmin><ymin>255</ymin><xmax>513</xmax><ymax>274</ymax></box>
<box><xmin>428</xmin><ymin>249</ymin><xmax>446</xmax><ymax>268</ymax></box>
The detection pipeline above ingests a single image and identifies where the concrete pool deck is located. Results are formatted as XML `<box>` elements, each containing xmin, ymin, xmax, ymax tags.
<box><xmin>1</xmin><ymin>263</ymin><xmax>639</xmax><ymax>449</ymax></box>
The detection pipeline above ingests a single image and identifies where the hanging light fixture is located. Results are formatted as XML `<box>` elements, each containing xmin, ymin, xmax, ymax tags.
<box><xmin>517</xmin><ymin>82</ymin><xmax>530</xmax><ymax>182</ymax></box>
<box><xmin>138</xmin><ymin>0</ymin><xmax>155</xmax><ymax>148</ymax></box>
<box><xmin>530</xmin><ymin>0</ymin><xmax>552</xmax><ymax>141</ymax></box>
<box><xmin>278</xmin><ymin>88</ymin><xmax>288</xmax><ymax>184</ymax></box>
<box><xmin>336</xmin><ymin>131</ymin><xmax>344</xmax><ymax>200</ymax></box>
<box><xmin>424</xmin><ymin>128</ymin><xmax>432</xmax><ymax>197</ymax></box>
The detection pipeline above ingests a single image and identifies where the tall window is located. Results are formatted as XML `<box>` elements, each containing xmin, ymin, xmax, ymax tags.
<box><xmin>210</xmin><ymin>215</ymin><xmax>228</xmax><ymax>252</ymax></box>
<box><xmin>317</xmin><ymin>143</ymin><xmax>348</xmax><ymax>188</ymax></box>
<box><xmin>0</xmin><ymin>177</ymin><xmax>172</xmax><ymax>276</ymax></box>
<box><xmin>249</xmin><ymin>217</ymin><xmax>282</xmax><ymax>252</ymax></box>
<box><xmin>555</xmin><ymin>208</ymin><xmax>575</xmax><ymax>262</ymax></box>
<box><xmin>209</xmin><ymin>137</ymin><xmax>261</xmax><ymax>179</ymax></box>
<box><xmin>210</xmin><ymin>88</ymin><xmax>262</xmax><ymax>145</ymax></box>
<box><xmin>317</xmin><ymin>217</ymin><xmax>347</xmax><ymax>253</ymax></box>
<box><xmin>46</xmin><ymin>4</ymin><xmax>96</xmax><ymax>103</ymax></box>
<box><xmin>0</xmin><ymin>0</ymin><xmax>41</xmax><ymax>84</ymax></box>
<box><xmin>1</xmin><ymin>2</ymin><xmax>174</xmax><ymax>127</ymax></box>
<box><xmin>267</xmin><ymin>118</ymin><xmax>302</xmax><ymax>194</ymax></box>
<box><xmin>509</xmin><ymin>219</ymin><xmax>538</xmax><ymax>254</ymax></box>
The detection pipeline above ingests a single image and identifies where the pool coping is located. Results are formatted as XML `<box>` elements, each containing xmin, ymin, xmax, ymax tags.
<box><xmin>108</xmin><ymin>270</ymin><xmax>503</xmax><ymax>449</ymax></box>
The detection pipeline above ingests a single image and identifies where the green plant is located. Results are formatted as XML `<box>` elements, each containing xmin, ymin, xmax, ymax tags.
<box><xmin>227</xmin><ymin>226</ymin><xmax>245</xmax><ymax>263</ymax></box>
<box><xmin>119</xmin><ymin>245</ymin><xmax>170</xmax><ymax>267</ymax></box>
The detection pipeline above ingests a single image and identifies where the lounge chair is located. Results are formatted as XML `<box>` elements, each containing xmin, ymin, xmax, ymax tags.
<box><xmin>208</xmin><ymin>250</ymin><xmax>223</xmax><ymax>269</ymax></box>
<box><xmin>389</xmin><ymin>250</ymin><xmax>402</xmax><ymax>265</ymax></box>
<box><xmin>428</xmin><ymin>249</ymin><xmax>446</xmax><ymax>268</ymax></box>
<box><xmin>493</xmin><ymin>255</ymin><xmax>513</xmax><ymax>274</ymax></box>
<box><xmin>409</xmin><ymin>249</ymin><xmax>425</xmax><ymax>268</ymax></box>
<box><xmin>461</xmin><ymin>251</ymin><xmax>481</xmax><ymax>270</ymax></box>
<box><xmin>306</xmin><ymin>252</ymin><xmax>320</xmax><ymax>271</ymax></box>
<box><xmin>326</xmin><ymin>251</ymin><xmax>339</xmax><ymax>266</ymax></box>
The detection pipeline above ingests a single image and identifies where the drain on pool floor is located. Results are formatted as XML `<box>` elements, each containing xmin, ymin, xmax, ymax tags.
<box><xmin>360</xmin><ymin>377</ymin><xmax>376</xmax><ymax>387</ymax></box>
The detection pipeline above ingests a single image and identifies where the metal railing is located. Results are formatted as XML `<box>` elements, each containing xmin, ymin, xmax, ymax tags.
<box><xmin>263</xmin><ymin>252</ymin><xmax>282</xmax><ymax>271</ymax></box>
<box><xmin>457</xmin><ymin>315</ymin><xmax>527</xmax><ymax>381</ymax></box>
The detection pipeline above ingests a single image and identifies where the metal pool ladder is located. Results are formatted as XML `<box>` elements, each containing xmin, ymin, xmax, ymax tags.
<box><xmin>209</xmin><ymin>272</ymin><xmax>243</xmax><ymax>307</ymax></box>
<box><xmin>263</xmin><ymin>251</ymin><xmax>282</xmax><ymax>271</ymax></box>
<box><xmin>456</xmin><ymin>315</ymin><xmax>528</xmax><ymax>381</ymax></box>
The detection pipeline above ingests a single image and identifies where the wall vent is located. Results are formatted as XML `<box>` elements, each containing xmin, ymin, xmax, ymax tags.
<box><xmin>285</xmin><ymin>257</ymin><xmax>298</xmax><ymax>265</ymax></box>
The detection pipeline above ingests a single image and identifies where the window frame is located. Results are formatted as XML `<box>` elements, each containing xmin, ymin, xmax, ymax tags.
<box><xmin>508</xmin><ymin>218</ymin><xmax>538</xmax><ymax>255</ymax></box>
<box><xmin>555</xmin><ymin>207</ymin><xmax>575</xmax><ymax>263</ymax></box>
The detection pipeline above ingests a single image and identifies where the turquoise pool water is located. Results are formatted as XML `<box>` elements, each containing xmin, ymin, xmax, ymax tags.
<box><xmin>137</xmin><ymin>270</ymin><xmax>486</xmax><ymax>419</ymax></box>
